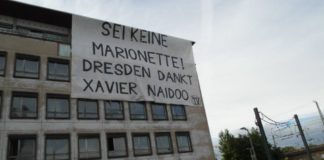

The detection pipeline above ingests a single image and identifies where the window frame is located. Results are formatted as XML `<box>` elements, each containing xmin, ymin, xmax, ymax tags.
<box><xmin>7</xmin><ymin>134</ymin><xmax>37</xmax><ymax>160</ymax></box>
<box><xmin>45</xmin><ymin>134</ymin><xmax>71</xmax><ymax>160</ymax></box>
<box><xmin>151</xmin><ymin>103</ymin><xmax>168</xmax><ymax>121</ymax></box>
<box><xmin>10</xmin><ymin>91</ymin><xmax>38</xmax><ymax>119</ymax></box>
<box><xmin>77</xmin><ymin>99</ymin><xmax>99</xmax><ymax>120</ymax></box>
<box><xmin>155</xmin><ymin>132</ymin><xmax>173</xmax><ymax>155</ymax></box>
<box><xmin>46</xmin><ymin>94</ymin><xmax>70</xmax><ymax>120</ymax></box>
<box><xmin>47</xmin><ymin>57</ymin><xmax>70</xmax><ymax>82</ymax></box>
<box><xmin>175</xmin><ymin>132</ymin><xmax>193</xmax><ymax>153</ymax></box>
<box><xmin>129</xmin><ymin>102</ymin><xmax>147</xmax><ymax>120</ymax></box>
<box><xmin>78</xmin><ymin>134</ymin><xmax>101</xmax><ymax>160</ymax></box>
<box><xmin>106</xmin><ymin>133</ymin><xmax>128</xmax><ymax>158</ymax></box>
<box><xmin>132</xmin><ymin>133</ymin><xmax>152</xmax><ymax>157</ymax></box>
<box><xmin>0</xmin><ymin>51</ymin><xmax>7</xmax><ymax>77</ymax></box>
<box><xmin>14</xmin><ymin>53</ymin><xmax>40</xmax><ymax>79</ymax></box>
<box><xmin>171</xmin><ymin>105</ymin><xmax>187</xmax><ymax>121</ymax></box>
<box><xmin>104</xmin><ymin>101</ymin><xmax>124</xmax><ymax>120</ymax></box>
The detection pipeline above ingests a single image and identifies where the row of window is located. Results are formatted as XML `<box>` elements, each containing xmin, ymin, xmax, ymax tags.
<box><xmin>0</xmin><ymin>91</ymin><xmax>187</xmax><ymax>120</ymax></box>
<box><xmin>6</xmin><ymin>132</ymin><xmax>192</xmax><ymax>160</ymax></box>
<box><xmin>0</xmin><ymin>51</ymin><xmax>70</xmax><ymax>81</ymax></box>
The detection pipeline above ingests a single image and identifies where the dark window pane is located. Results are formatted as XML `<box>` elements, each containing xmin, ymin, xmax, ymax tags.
<box><xmin>47</xmin><ymin>96</ymin><xmax>69</xmax><ymax>119</ymax></box>
<box><xmin>25</xmin><ymin>61</ymin><xmax>38</xmax><ymax>74</ymax></box>
<box><xmin>15</xmin><ymin>55</ymin><xmax>39</xmax><ymax>78</ymax></box>
<box><xmin>176</xmin><ymin>132</ymin><xmax>192</xmax><ymax>152</ymax></box>
<box><xmin>11</xmin><ymin>94</ymin><xmax>37</xmax><ymax>118</ymax></box>
<box><xmin>132</xmin><ymin>134</ymin><xmax>151</xmax><ymax>156</ymax></box>
<box><xmin>8</xmin><ymin>139</ymin><xmax>19</xmax><ymax>157</ymax></box>
<box><xmin>108</xmin><ymin>138</ymin><xmax>114</xmax><ymax>151</ymax></box>
<box><xmin>20</xmin><ymin>139</ymin><xmax>36</xmax><ymax>159</ymax></box>
<box><xmin>48</xmin><ymin>59</ymin><xmax>69</xmax><ymax>81</ymax></box>
<box><xmin>151</xmin><ymin>103</ymin><xmax>167</xmax><ymax>120</ymax></box>
<box><xmin>15</xmin><ymin>59</ymin><xmax>24</xmax><ymax>72</ymax></box>
<box><xmin>78</xmin><ymin>136</ymin><xmax>100</xmax><ymax>159</ymax></box>
<box><xmin>171</xmin><ymin>105</ymin><xmax>186</xmax><ymax>120</ymax></box>
<box><xmin>46</xmin><ymin>137</ymin><xmax>70</xmax><ymax>160</ymax></box>
<box><xmin>107</xmin><ymin>134</ymin><xmax>127</xmax><ymax>158</ymax></box>
<box><xmin>105</xmin><ymin>101</ymin><xmax>123</xmax><ymax>119</ymax></box>
<box><xmin>155</xmin><ymin>133</ymin><xmax>172</xmax><ymax>154</ymax></box>
<box><xmin>129</xmin><ymin>102</ymin><xmax>146</xmax><ymax>120</ymax></box>
<box><xmin>8</xmin><ymin>136</ymin><xmax>36</xmax><ymax>160</ymax></box>
<box><xmin>78</xmin><ymin>100</ymin><xmax>98</xmax><ymax>119</ymax></box>
<box><xmin>0</xmin><ymin>55</ymin><xmax>5</xmax><ymax>75</ymax></box>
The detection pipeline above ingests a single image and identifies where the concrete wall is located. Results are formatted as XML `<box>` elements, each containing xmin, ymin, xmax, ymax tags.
<box><xmin>0</xmin><ymin>34</ymin><xmax>215</xmax><ymax>160</ymax></box>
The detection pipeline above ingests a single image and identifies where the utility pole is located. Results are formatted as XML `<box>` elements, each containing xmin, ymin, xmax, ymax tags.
<box><xmin>254</xmin><ymin>108</ymin><xmax>274</xmax><ymax>160</ymax></box>
<box><xmin>313</xmin><ymin>101</ymin><xmax>324</xmax><ymax>127</ymax></box>
<box><xmin>241</xmin><ymin>127</ymin><xmax>257</xmax><ymax>160</ymax></box>
<box><xmin>294</xmin><ymin>114</ymin><xmax>313</xmax><ymax>160</ymax></box>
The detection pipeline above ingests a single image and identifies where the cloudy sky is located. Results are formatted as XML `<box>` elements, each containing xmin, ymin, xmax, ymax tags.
<box><xmin>17</xmin><ymin>0</ymin><xmax>324</xmax><ymax>143</ymax></box>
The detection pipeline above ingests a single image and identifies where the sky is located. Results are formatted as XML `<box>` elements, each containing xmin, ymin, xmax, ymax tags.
<box><xmin>16</xmin><ymin>0</ymin><xmax>324</xmax><ymax>145</ymax></box>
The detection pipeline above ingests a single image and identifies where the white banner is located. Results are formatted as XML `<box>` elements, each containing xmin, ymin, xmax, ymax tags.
<box><xmin>71</xmin><ymin>15</ymin><xmax>202</xmax><ymax>106</ymax></box>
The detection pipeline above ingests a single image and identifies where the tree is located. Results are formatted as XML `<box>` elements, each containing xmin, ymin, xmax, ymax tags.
<box><xmin>218</xmin><ymin>129</ymin><xmax>241</xmax><ymax>160</ymax></box>
<box><xmin>280</xmin><ymin>146</ymin><xmax>299</xmax><ymax>153</ymax></box>
<box><xmin>218</xmin><ymin>128</ymin><xmax>283</xmax><ymax>160</ymax></box>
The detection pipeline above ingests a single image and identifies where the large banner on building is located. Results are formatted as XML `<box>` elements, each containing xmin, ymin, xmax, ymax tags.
<box><xmin>71</xmin><ymin>15</ymin><xmax>202</xmax><ymax>106</ymax></box>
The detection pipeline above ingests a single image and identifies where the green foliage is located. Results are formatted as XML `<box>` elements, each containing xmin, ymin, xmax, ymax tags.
<box><xmin>218</xmin><ymin>128</ymin><xmax>283</xmax><ymax>160</ymax></box>
<box><xmin>281</xmin><ymin>146</ymin><xmax>299</xmax><ymax>153</ymax></box>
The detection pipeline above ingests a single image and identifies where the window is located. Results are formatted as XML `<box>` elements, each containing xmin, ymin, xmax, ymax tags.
<box><xmin>0</xmin><ymin>51</ymin><xmax>6</xmax><ymax>76</ymax></box>
<box><xmin>7</xmin><ymin>135</ymin><xmax>37</xmax><ymax>160</ymax></box>
<box><xmin>47</xmin><ymin>58</ymin><xmax>70</xmax><ymax>81</ymax></box>
<box><xmin>104</xmin><ymin>101</ymin><xmax>124</xmax><ymax>120</ymax></box>
<box><xmin>58</xmin><ymin>44</ymin><xmax>71</xmax><ymax>57</ymax></box>
<box><xmin>107</xmin><ymin>133</ymin><xmax>128</xmax><ymax>158</ymax></box>
<box><xmin>171</xmin><ymin>105</ymin><xmax>186</xmax><ymax>120</ymax></box>
<box><xmin>10</xmin><ymin>92</ymin><xmax>38</xmax><ymax>119</ymax></box>
<box><xmin>151</xmin><ymin>103</ymin><xmax>168</xmax><ymax>120</ymax></box>
<box><xmin>45</xmin><ymin>135</ymin><xmax>70</xmax><ymax>160</ymax></box>
<box><xmin>46</xmin><ymin>94</ymin><xmax>70</xmax><ymax>119</ymax></box>
<box><xmin>155</xmin><ymin>133</ymin><xmax>173</xmax><ymax>154</ymax></box>
<box><xmin>176</xmin><ymin>132</ymin><xmax>193</xmax><ymax>153</ymax></box>
<box><xmin>77</xmin><ymin>99</ymin><xmax>99</xmax><ymax>119</ymax></box>
<box><xmin>14</xmin><ymin>54</ymin><xmax>40</xmax><ymax>79</ymax></box>
<box><xmin>129</xmin><ymin>102</ymin><xmax>147</xmax><ymax>120</ymax></box>
<box><xmin>132</xmin><ymin>133</ymin><xmax>152</xmax><ymax>156</ymax></box>
<box><xmin>78</xmin><ymin>135</ymin><xmax>101</xmax><ymax>160</ymax></box>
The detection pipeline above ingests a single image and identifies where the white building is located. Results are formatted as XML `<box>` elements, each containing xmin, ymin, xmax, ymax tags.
<box><xmin>0</xmin><ymin>1</ymin><xmax>215</xmax><ymax>160</ymax></box>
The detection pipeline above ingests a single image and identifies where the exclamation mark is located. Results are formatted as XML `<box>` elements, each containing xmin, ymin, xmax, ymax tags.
<box><xmin>180</xmin><ymin>58</ymin><xmax>184</xmax><ymax>70</ymax></box>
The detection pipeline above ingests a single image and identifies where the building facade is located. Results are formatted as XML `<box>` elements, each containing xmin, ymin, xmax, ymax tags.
<box><xmin>0</xmin><ymin>1</ymin><xmax>215</xmax><ymax>160</ymax></box>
